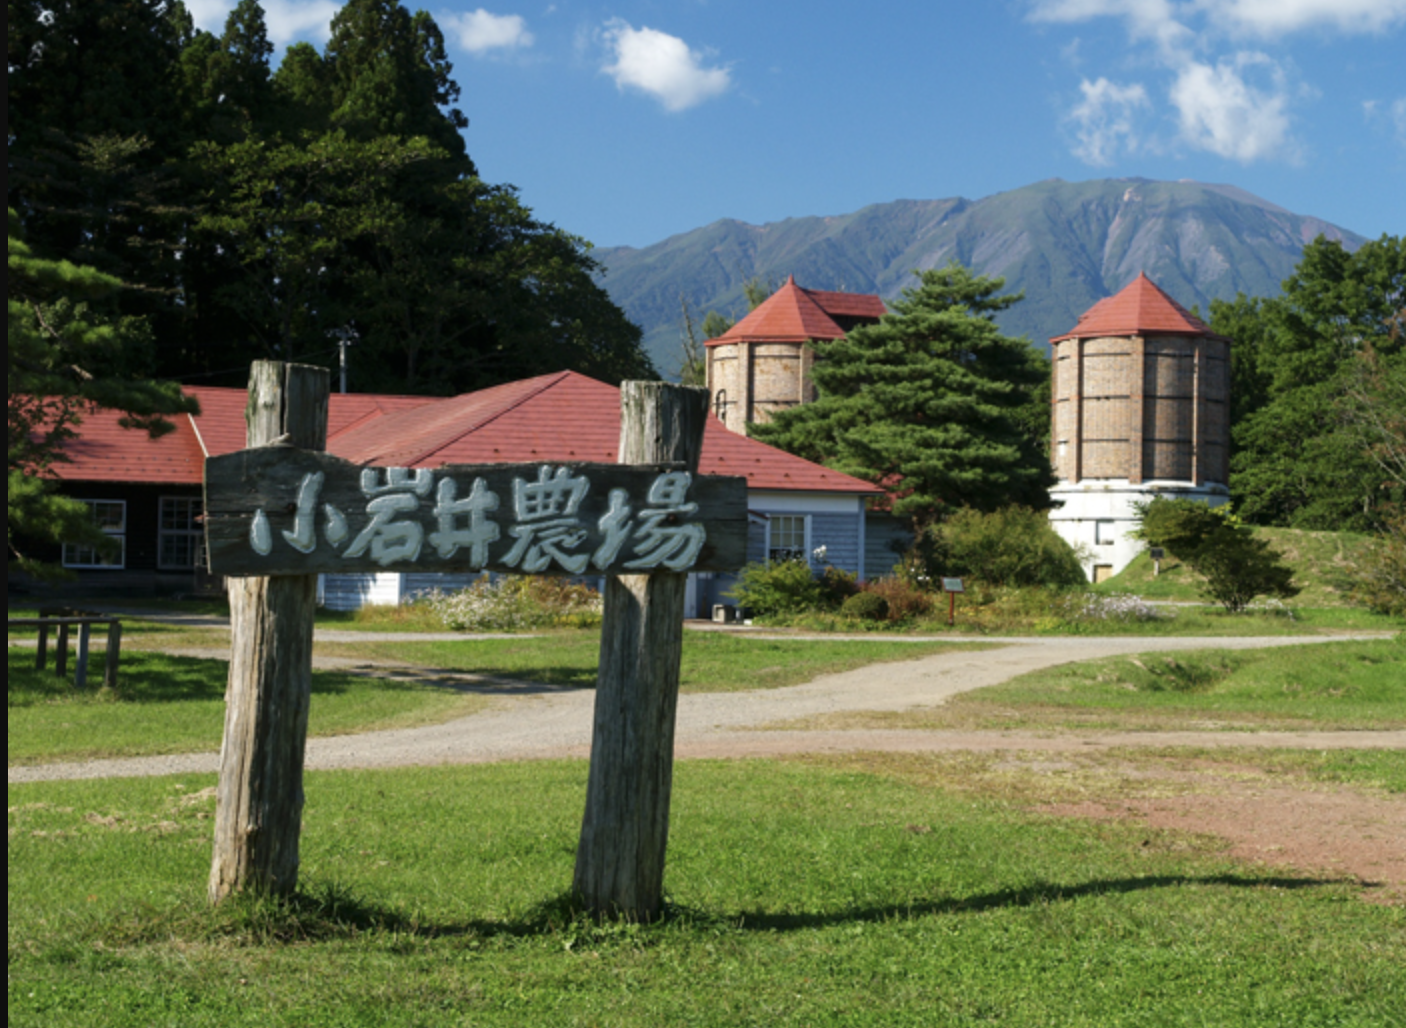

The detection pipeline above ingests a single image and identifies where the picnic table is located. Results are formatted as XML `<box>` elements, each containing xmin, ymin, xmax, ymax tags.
<box><xmin>9</xmin><ymin>607</ymin><xmax>122</xmax><ymax>689</ymax></box>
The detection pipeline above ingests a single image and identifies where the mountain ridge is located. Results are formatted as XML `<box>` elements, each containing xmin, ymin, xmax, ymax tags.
<box><xmin>592</xmin><ymin>178</ymin><xmax>1364</xmax><ymax>375</ymax></box>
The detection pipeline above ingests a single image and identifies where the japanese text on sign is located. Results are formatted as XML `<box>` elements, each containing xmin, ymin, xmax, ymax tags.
<box><xmin>245</xmin><ymin>464</ymin><xmax>707</xmax><ymax>573</ymax></box>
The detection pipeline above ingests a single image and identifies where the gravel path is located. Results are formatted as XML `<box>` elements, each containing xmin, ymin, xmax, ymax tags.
<box><xmin>11</xmin><ymin>632</ymin><xmax>1399</xmax><ymax>783</ymax></box>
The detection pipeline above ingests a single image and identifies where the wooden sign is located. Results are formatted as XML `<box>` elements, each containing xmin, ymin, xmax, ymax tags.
<box><xmin>204</xmin><ymin>447</ymin><xmax>748</xmax><ymax>577</ymax></box>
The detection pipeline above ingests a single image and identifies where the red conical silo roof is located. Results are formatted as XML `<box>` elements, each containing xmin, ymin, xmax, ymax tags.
<box><xmin>1050</xmin><ymin>272</ymin><xmax>1227</xmax><ymax>343</ymax></box>
<box><xmin>706</xmin><ymin>275</ymin><xmax>852</xmax><ymax>345</ymax></box>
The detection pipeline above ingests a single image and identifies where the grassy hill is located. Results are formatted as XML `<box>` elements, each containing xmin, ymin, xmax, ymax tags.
<box><xmin>594</xmin><ymin>177</ymin><xmax>1365</xmax><ymax>377</ymax></box>
<box><xmin>1095</xmin><ymin>527</ymin><xmax>1375</xmax><ymax>608</ymax></box>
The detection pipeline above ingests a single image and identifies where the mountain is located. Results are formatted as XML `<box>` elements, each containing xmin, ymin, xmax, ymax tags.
<box><xmin>592</xmin><ymin>178</ymin><xmax>1365</xmax><ymax>375</ymax></box>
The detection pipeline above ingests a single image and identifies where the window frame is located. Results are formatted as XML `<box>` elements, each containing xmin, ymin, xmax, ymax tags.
<box><xmin>766</xmin><ymin>513</ymin><xmax>811</xmax><ymax>565</ymax></box>
<box><xmin>61</xmin><ymin>499</ymin><xmax>127</xmax><ymax>570</ymax></box>
<box><xmin>158</xmin><ymin>495</ymin><xmax>204</xmax><ymax>571</ymax></box>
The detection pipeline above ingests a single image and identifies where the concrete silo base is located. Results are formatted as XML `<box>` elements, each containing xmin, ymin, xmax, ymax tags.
<box><xmin>1048</xmin><ymin>480</ymin><xmax>1230</xmax><ymax>583</ymax></box>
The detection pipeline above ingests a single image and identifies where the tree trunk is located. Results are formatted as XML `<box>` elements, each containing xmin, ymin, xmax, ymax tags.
<box><xmin>208</xmin><ymin>361</ymin><xmax>329</xmax><ymax>903</ymax></box>
<box><xmin>573</xmin><ymin>381</ymin><xmax>709</xmax><ymax>921</ymax></box>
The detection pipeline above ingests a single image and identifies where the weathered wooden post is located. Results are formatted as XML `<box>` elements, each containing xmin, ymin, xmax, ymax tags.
<box><xmin>103</xmin><ymin>620</ymin><xmax>122</xmax><ymax>690</ymax></box>
<box><xmin>208</xmin><ymin>361</ymin><xmax>328</xmax><ymax>902</ymax></box>
<box><xmin>573</xmin><ymin>381</ymin><xmax>709</xmax><ymax>921</ymax></box>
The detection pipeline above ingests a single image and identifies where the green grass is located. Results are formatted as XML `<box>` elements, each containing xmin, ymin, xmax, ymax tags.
<box><xmin>1097</xmin><ymin>526</ymin><xmax>1373</xmax><ymax>607</ymax></box>
<box><xmin>9</xmin><ymin>760</ymin><xmax>1404</xmax><ymax>1028</ymax></box>
<box><xmin>8</xmin><ymin>635</ymin><xmax>986</xmax><ymax>764</ymax></box>
<box><xmin>7</xmin><ymin>649</ymin><xmax>488</xmax><ymax>765</ymax></box>
<box><xmin>778</xmin><ymin>639</ymin><xmax>1406</xmax><ymax>733</ymax></box>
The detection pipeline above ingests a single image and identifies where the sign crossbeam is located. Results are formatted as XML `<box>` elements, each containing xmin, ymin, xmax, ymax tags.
<box><xmin>205</xmin><ymin>448</ymin><xmax>748</xmax><ymax>577</ymax></box>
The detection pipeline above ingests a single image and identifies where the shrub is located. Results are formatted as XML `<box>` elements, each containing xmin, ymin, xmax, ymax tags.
<box><xmin>863</xmin><ymin>576</ymin><xmax>934</xmax><ymax>622</ymax></box>
<box><xmin>423</xmin><ymin>576</ymin><xmax>603</xmax><ymax>631</ymax></box>
<box><xmin>818</xmin><ymin>566</ymin><xmax>862</xmax><ymax>607</ymax></box>
<box><xmin>840</xmin><ymin>591</ymin><xmax>889</xmax><ymax>621</ymax></box>
<box><xmin>1137</xmin><ymin>497</ymin><xmax>1300</xmax><ymax>613</ymax></box>
<box><xmin>1354</xmin><ymin>513</ymin><xmax>1406</xmax><ymax>618</ymax></box>
<box><xmin>909</xmin><ymin>506</ymin><xmax>1088</xmax><ymax>590</ymax></box>
<box><xmin>727</xmin><ymin>559</ymin><xmax>826</xmax><ymax>617</ymax></box>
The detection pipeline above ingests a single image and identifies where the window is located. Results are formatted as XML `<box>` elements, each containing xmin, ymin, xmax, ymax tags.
<box><xmin>159</xmin><ymin>496</ymin><xmax>203</xmax><ymax>569</ymax></box>
<box><xmin>62</xmin><ymin>500</ymin><xmax>126</xmax><ymax>569</ymax></box>
<box><xmin>768</xmin><ymin>514</ymin><xmax>809</xmax><ymax>563</ymax></box>
<box><xmin>1095</xmin><ymin>520</ymin><xmax>1118</xmax><ymax>546</ymax></box>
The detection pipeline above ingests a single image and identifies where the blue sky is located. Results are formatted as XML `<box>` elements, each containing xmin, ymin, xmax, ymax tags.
<box><xmin>188</xmin><ymin>1</ymin><xmax>1406</xmax><ymax>248</ymax></box>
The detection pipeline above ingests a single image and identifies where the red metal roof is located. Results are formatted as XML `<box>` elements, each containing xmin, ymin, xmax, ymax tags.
<box><xmin>185</xmin><ymin>386</ymin><xmax>436</xmax><ymax>459</ymax></box>
<box><xmin>803</xmin><ymin>288</ymin><xmax>887</xmax><ymax>320</ymax></box>
<box><xmin>705</xmin><ymin>276</ymin><xmax>884</xmax><ymax>346</ymax></box>
<box><xmin>52</xmin><ymin>372</ymin><xmax>876</xmax><ymax>495</ymax></box>
<box><xmin>50</xmin><ymin>405</ymin><xmax>207</xmax><ymax>484</ymax></box>
<box><xmin>1050</xmin><ymin>272</ymin><xmax>1227</xmax><ymax>343</ymax></box>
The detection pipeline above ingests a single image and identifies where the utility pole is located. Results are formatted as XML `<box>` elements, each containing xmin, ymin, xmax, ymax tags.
<box><xmin>331</xmin><ymin>327</ymin><xmax>356</xmax><ymax>394</ymax></box>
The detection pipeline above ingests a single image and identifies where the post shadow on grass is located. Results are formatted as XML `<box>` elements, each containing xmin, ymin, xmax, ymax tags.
<box><xmin>125</xmin><ymin>873</ymin><xmax>1355</xmax><ymax>947</ymax></box>
<box><xmin>332</xmin><ymin>665</ymin><xmax>598</xmax><ymax>695</ymax></box>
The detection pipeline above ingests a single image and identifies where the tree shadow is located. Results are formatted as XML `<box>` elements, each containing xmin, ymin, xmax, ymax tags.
<box><xmin>142</xmin><ymin>872</ymin><xmax>1357</xmax><ymax>948</ymax></box>
<box><xmin>713</xmin><ymin>874</ymin><xmax>1355</xmax><ymax>933</ymax></box>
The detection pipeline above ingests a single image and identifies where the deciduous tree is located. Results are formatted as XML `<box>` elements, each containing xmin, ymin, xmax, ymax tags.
<box><xmin>1221</xmin><ymin>235</ymin><xmax>1404</xmax><ymax>531</ymax></box>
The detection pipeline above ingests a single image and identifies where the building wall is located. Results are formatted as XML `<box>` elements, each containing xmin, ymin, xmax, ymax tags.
<box><xmin>13</xmin><ymin>482</ymin><xmax>206</xmax><ymax>599</ymax></box>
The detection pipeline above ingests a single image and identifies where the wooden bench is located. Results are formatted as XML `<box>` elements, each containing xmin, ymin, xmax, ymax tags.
<box><xmin>9</xmin><ymin>608</ymin><xmax>122</xmax><ymax>689</ymax></box>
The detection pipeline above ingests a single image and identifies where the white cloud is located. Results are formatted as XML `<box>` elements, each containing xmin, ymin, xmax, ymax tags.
<box><xmin>1030</xmin><ymin>0</ymin><xmax>1319</xmax><ymax>162</ymax></box>
<box><xmin>1030</xmin><ymin>0</ymin><xmax>1192</xmax><ymax>53</ymax></box>
<box><xmin>262</xmin><ymin>1</ymin><xmax>339</xmax><ymax>47</ymax></box>
<box><xmin>181</xmin><ymin>0</ymin><xmax>336</xmax><ymax>47</ymax></box>
<box><xmin>1069</xmin><ymin>77</ymin><xmax>1152</xmax><ymax>163</ymax></box>
<box><xmin>185</xmin><ymin>0</ymin><xmax>234</xmax><ymax>33</ymax></box>
<box><xmin>1193</xmin><ymin>0</ymin><xmax>1406</xmax><ymax>38</ymax></box>
<box><xmin>600</xmin><ymin>20</ymin><xmax>731</xmax><ymax>112</ymax></box>
<box><xmin>441</xmin><ymin>9</ymin><xmax>534</xmax><ymax>54</ymax></box>
<box><xmin>1170</xmin><ymin>53</ymin><xmax>1293</xmax><ymax>160</ymax></box>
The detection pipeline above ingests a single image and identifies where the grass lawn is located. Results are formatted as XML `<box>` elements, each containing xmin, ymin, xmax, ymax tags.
<box><xmin>7</xmin><ymin>650</ymin><xmax>489</xmax><ymax>765</ymax></box>
<box><xmin>8</xmin><ymin>635</ymin><xmax>989</xmax><ymax>765</ymax></box>
<box><xmin>9</xmin><ymin>759</ymin><xmax>1404</xmax><ymax>1028</ymax></box>
<box><xmin>773</xmin><ymin>639</ymin><xmax>1406</xmax><ymax>734</ymax></box>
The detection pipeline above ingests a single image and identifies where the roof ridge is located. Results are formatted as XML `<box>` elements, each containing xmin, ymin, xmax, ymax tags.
<box><xmin>186</xmin><ymin>410</ymin><xmax>208</xmax><ymax>458</ymax></box>
<box><xmin>327</xmin><ymin>405</ymin><xmax>387</xmax><ymax>442</ymax></box>
<box><xmin>407</xmin><ymin>371</ymin><xmax>577</xmax><ymax>466</ymax></box>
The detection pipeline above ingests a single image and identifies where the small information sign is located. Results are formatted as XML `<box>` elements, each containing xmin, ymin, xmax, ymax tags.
<box><xmin>1149</xmin><ymin>548</ymin><xmax>1165</xmax><ymax>560</ymax></box>
<box><xmin>941</xmin><ymin>577</ymin><xmax>965</xmax><ymax>593</ymax></box>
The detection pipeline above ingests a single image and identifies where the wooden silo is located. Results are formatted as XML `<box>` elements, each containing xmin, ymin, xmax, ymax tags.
<box><xmin>1047</xmin><ymin>273</ymin><xmax>1232</xmax><ymax>582</ymax></box>
<box><xmin>704</xmin><ymin>277</ymin><xmax>884</xmax><ymax>432</ymax></box>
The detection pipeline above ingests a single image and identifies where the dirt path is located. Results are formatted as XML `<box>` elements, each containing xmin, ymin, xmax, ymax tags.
<box><xmin>11</xmin><ymin>632</ymin><xmax>1402</xmax><ymax>898</ymax></box>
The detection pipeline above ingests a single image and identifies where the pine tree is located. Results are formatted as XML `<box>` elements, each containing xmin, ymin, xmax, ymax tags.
<box><xmin>751</xmin><ymin>263</ymin><xmax>1052</xmax><ymax>523</ymax></box>
<box><xmin>8</xmin><ymin>210</ymin><xmax>196</xmax><ymax>577</ymax></box>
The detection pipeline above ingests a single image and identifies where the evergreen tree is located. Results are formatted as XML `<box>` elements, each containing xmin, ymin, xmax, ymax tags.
<box><xmin>8</xmin><ymin>210</ymin><xmax>196</xmax><ymax>577</ymax></box>
<box><xmin>322</xmin><ymin>0</ymin><xmax>472</xmax><ymax>172</ymax></box>
<box><xmin>751</xmin><ymin>263</ymin><xmax>1052</xmax><ymax>523</ymax></box>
